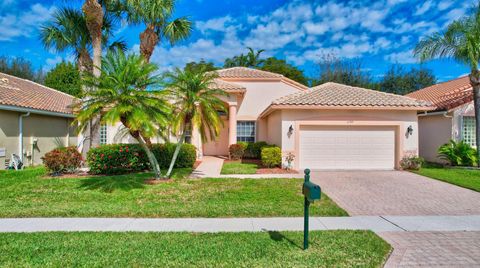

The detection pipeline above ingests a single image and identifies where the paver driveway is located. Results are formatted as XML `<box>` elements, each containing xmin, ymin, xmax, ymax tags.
<box><xmin>311</xmin><ymin>171</ymin><xmax>480</xmax><ymax>216</ymax></box>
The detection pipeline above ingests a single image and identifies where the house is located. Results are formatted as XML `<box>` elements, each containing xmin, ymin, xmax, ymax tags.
<box><xmin>115</xmin><ymin>67</ymin><xmax>433</xmax><ymax>170</ymax></box>
<box><xmin>406</xmin><ymin>76</ymin><xmax>474</xmax><ymax>163</ymax></box>
<box><xmin>0</xmin><ymin>72</ymin><xmax>77</xmax><ymax>169</ymax></box>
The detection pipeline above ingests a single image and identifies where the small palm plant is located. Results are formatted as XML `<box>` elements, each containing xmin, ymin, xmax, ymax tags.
<box><xmin>163</xmin><ymin>68</ymin><xmax>228</xmax><ymax>178</ymax></box>
<box><xmin>75</xmin><ymin>51</ymin><xmax>170</xmax><ymax>179</ymax></box>
<box><xmin>438</xmin><ymin>140</ymin><xmax>478</xmax><ymax>166</ymax></box>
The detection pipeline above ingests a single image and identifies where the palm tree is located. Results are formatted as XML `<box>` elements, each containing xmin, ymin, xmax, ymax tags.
<box><xmin>82</xmin><ymin>0</ymin><xmax>104</xmax><ymax>78</ymax></box>
<box><xmin>414</xmin><ymin>2</ymin><xmax>480</xmax><ymax>166</ymax></box>
<box><xmin>75</xmin><ymin>51</ymin><xmax>170</xmax><ymax>179</ymax></box>
<box><xmin>162</xmin><ymin>68</ymin><xmax>228</xmax><ymax>178</ymax></box>
<box><xmin>223</xmin><ymin>47</ymin><xmax>265</xmax><ymax>68</ymax></box>
<box><xmin>124</xmin><ymin>0</ymin><xmax>192</xmax><ymax>62</ymax></box>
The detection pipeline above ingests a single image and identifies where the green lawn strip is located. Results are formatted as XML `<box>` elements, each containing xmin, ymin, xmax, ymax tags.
<box><xmin>0</xmin><ymin>167</ymin><xmax>347</xmax><ymax>217</ymax></box>
<box><xmin>221</xmin><ymin>162</ymin><xmax>258</xmax><ymax>174</ymax></box>
<box><xmin>414</xmin><ymin>166</ymin><xmax>480</xmax><ymax>192</ymax></box>
<box><xmin>0</xmin><ymin>231</ymin><xmax>390</xmax><ymax>267</ymax></box>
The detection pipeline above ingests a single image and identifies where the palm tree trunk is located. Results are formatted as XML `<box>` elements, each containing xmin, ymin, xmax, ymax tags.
<box><xmin>83</xmin><ymin>0</ymin><xmax>103</xmax><ymax>148</ymax></box>
<box><xmin>137</xmin><ymin>135</ymin><xmax>162</xmax><ymax>180</ymax></box>
<box><xmin>140</xmin><ymin>24</ymin><xmax>159</xmax><ymax>63</ymax></box>
<box><xmin>470</xmin><ymin>71</ymin><xmax>480</xmax><ymax>167</ymax></box>
<box><xmin>165</xmin><ymin>126</ymin><xmax>187</xmax><ymax>178</ymax></box>
<box><xmin>77</xmin><ymin>50</ymin><xmax>94</xmax><ymax>160</ymax></box>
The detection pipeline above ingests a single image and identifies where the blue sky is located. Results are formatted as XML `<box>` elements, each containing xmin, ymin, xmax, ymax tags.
<box><xmin>0</xmin><ymin>0</ymin><xmax>472</xmax><ymax>82</ymax></box>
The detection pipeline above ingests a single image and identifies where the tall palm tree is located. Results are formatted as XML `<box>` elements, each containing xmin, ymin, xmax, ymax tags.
<box><xmin>223</xmin><ymin>47</ymin><xmax>265</xmax><ymax>68</ymax></box>
<box><xmin>75</xmin><ymin>51</ymin><xmax>170</xmax><ymax>179</ymax></box>
<box><xmin>82</xmin><ymin>0</ymin><xmax>104</xmax><ymax>78</ymax></box>
<box><xmin>414</xmin><ymin>2</ymin><xmax>480</xmax><ymax>166</ymax></box>
<box><xmin>124</xmin><ymin>0</ymin><xmax>192</xmax><ymax>62</ymax></box>
<box><xmin>162</xmin><ymin>68</ymin><xmax>227</xmax><ymax>178</ymax></box>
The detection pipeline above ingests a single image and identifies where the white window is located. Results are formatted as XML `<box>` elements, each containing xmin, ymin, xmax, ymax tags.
<box><xmin>237</xmin><ymin>121</ymin><xmax>255</xmax><ymax>142</ymax></box>
<box><xmin>100</xmin><ymin>124</ymin><xmax>108</xmax><ymax>145</ymax></box>
<box><xmin>462</xmin><ymin>116</ymin><xmax>476</xmax><ymax>147</ymax></box>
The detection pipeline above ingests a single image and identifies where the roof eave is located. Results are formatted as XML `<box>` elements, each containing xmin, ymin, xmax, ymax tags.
<box><xmin>0</xmin><ymin>104</ymin><xmax>75</xmax><ymax>118</ymax></box>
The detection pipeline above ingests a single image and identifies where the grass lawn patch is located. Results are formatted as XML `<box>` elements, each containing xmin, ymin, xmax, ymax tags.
<box><xmin>0</xmin><ymin>167</ymin><xmax>347</xmax><ymax>217</ymax></box>
<box><xmin>221</xmin><ymin>161</ymin><xmax>258</xmax><ymax>174</ymax></box>
<box><xmin>0</xmin><ymin>231</ymin><xmax>390</xmax><ymax>267</ymax></box>
<box><xmin>414</xmin><ymin>165</ymin><xmax>480</xmax><ymax>192</ymax></box>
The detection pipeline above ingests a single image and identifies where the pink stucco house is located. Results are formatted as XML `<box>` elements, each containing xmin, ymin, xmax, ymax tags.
<box><xmin>105</xmin><ymin>67</ymin><xmax>432</xmax><ymax>170</ymax></box>
<box><xmin>407</xmin><ymin>76</ymin><xmax>475</xmax><ymax>163</ymax></box>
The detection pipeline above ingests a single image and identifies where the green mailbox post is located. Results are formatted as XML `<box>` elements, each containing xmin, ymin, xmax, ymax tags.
<box><xmin>302</xmin><ymin>169</ymin><xmax>321</xmax><ymax>250</ymax></box>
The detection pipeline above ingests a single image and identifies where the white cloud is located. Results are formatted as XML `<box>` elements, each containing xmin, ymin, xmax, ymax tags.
<box><xmin>384</xmin><ymin>50</ymin><xmax>418</xmax><ymax>64</ymax></box>
<box><xmin>303</xmin><ymin>22</ymin><xmax>328</xmax><ymax>35</ymax></box>
<box><xmin>196</xmin><ymin>16</ymin><xmax>234</xmax><ymax>33</ymax></box>
<box><xmin>45</xmin><ymin>56</ymin><xmax>63</xmax><ymax>70</ymax></box>
<box><xmin>374</xmin><ymin>37</ymin><xmax>392</xmax><ymax>49</ymax></box>
<box><xmin>414</xmin><ymin>0</ymin><xmax>433</xmax><ymax>16</ymax></box>
<box><xmin>438</xmin><ymin>0</ymin><xmax>453</xmax><ymax>11</ymax></box>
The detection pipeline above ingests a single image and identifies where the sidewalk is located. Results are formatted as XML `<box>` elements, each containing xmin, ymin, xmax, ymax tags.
<box><xmin>1</xmin><ymin>215</ymin><xmax>479</xmax><ymax>233</ymax></box>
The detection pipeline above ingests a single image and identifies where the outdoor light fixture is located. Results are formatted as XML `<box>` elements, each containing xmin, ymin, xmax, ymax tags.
<box><xmin>287</xmin><ymin>125</ymin><xmax>294</xmax><ymax>138</ymax></box>
<box><xmin>406</xmin><ymin>125</ymin><xmax>413</xmax><ymax>137</ymax></box>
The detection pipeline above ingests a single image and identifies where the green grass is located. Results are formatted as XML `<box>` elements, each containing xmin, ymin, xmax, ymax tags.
<box><xmin>221</xmin><ymin>161</ymin><xmax>259</xmax><ymax>174</ymax></box>
<box><xmin>0</xmin><ymin>231</ymin><xmax>390</xmax><ymax>267</ymax></box>
<box><xmin>414</xmin><ymin>165</ymin><xmax>480</xmax><ymax>192</ymax></box>
<box><xmin>0</xmin><ymin>167</ymin><xmax>347</xmax><ymax>217</ymax></box>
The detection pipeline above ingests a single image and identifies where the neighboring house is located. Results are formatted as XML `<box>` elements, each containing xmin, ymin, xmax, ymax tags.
<box><xmin>0</xmin><ymin>72</ymin><xmax>77</xmax><ymax>169</ymax></box>
<box><xmin>407</xmin><ymin>76</ymin><xmax>474</xmax><ymax>163</ymax></box>
<box><xmin>104</xmin><ymin>67</ymin><xmax>432</xmax><ymax>170</ymax></box>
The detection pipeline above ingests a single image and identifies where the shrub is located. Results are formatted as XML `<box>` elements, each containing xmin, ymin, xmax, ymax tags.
<box><xmin>261</xmin><ymin>146</ymin><xmax>282</xmax><ymax>168</ymax></box>
<box><xmin>244</xmin><ymin>141</ymin><xmax>269</xmax><ymax>159</ymax></box>
<box><xmin>42</xmin><ymin>146</ymin><xmax>82</xmax><ymax>175</ymax></box>
<box><xmin>87</xmin><ymin>143</ymin><xmax>196</xmax><ymax>175</ymax></box>
<box><xmin>284</xmin><ymin>152</ymin><xmax>295</xmax><ymax>170</ymax></box>
<box><xmin>438</xmin><ymin>140</ymin><xmax>477</xmax><ymax>166</ymax></box>
<box><xmin>400</xmin><ymin>155</ymin><xmax>424</xmax><ymax>170</ymax></box>
<box><xmin>229</xmin><ymin>144</ymin><xmax>245</xmax><ymax>160</ymax></box>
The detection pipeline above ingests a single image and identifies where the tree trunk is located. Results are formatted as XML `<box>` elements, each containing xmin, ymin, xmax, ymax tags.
<box><xmin>165</xmin><ymin>125</ymin><xmax>187</xmax><ymax>178</ymax></box>
<box><xmin>140</xmin><ymin>24</ymin><xmax>159</xmax><ymax>63</ymax></box>
<box><xmin>137</xmin><ymin>134</ymin><xmax>162</xmax><ymax>180</ymax></box>
<box><xmin>77</xmin><ymin>50</ymin><xmax>94</xmax><ymax>160</ymax></box>
<box><xmin>469</xmin><ymin>70</ymin><xmax>480</xmax><ymax>167</ymax></box>
<box><xmin>83</xmin><ymin>0</ymin><xmax>103</xmax><ymax>148</ymax></box>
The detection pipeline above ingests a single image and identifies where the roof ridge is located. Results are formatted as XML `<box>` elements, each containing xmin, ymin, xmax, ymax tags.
<box><xmin>0</xmin><ymin>72</ymin><xmax>77</xmax><ymax>99</ymax></box>
<box><xmin>217</xmin><ymin>66</ymin><xmax>284</xmax><ymax>77</ymax></box>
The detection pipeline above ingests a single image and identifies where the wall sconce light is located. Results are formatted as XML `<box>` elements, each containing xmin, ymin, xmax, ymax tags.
<box><xmin>406</xmin><ymin>125</ymin><xmax>413</xmax><ymax>137</ymax></box>
<box><xmin>287</xmin><ymin>125</ymin><xmax>294</xmax><ymax>138</ymax></box>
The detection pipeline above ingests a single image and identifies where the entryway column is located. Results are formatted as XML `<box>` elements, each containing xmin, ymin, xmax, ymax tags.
<box><xmin>191</xmin><ymin>124</ymin><xmax>203</xmax><ymax>159</ymax></box>
<box><xmin>228</xmin><ymin>103</ymin><xmax>237</xmax><ymax>145</ymax></box>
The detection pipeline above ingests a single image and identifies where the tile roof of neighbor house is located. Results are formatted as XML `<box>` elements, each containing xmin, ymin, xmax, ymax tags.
<box><xmin>215</xmin><ymin>67</ymin><xmax>308</xmax><ymax>90</ymax></box>
<box><xmin>406</xmin><ymin>76</ymin><xmax>472</xmax><ymax>111</ymax></box>
<box><xmin>270</xmin><ymin>82</ymin><xmax>433</xmax><ymax>109</ymax></box>
<box><xmin>0</xmin><ymin>72</ymin><xmax>76</xmax><ymax>115</ymax></box>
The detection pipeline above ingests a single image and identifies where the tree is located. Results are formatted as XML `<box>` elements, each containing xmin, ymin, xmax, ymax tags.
<box><xmin>379</xmin><ymin>65</ymin><xmax>436</xmax><ymax>95</ymax></box>
<box><xmin>312</xmin><ymin>54</ymin><xmax>374</xmax><ymax>88</ymax></box>
<box><xmin>75</xmin><ymin>51</ymin><xmax>170</xmax><ymax>179</ymax></box>
<box><xmin>45</xmin><ymin>61</ymin><xmax>82</xmax><ymax>97</ymax></box>
<box><xmin>162</xmin><ymin>68</ymin><xmax>227</xmax><ymax>178</ymax></box>
<box><xmin>184</xmin><ymin>60</ymin><xmax>218</xmax><ymax>73</ymax></box>
<box><xmin>124</xmin><ymin>0</ymin><xmax>192</xmax><ymax>62</ymax></box>
<box><xmin>0</xmin><ymin>56</ymin><xmax>42</xmax><ymax>82</ymax></box>
<box><xmin>414</xmin><ymin>1</ymin><xmax>480</xmax><ymax>166</ymax></box>
<box><xmin>224</xmin><ymin>47</ymin><xmax>265</xmax><ymax>68</ymax></box>
<box><xmin>260</xmin><ymin>57</ymin><xmax>309</xmax><ymax>85</ymax></box>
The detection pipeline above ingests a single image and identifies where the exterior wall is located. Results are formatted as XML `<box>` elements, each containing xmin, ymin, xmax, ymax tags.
<box><xmin>418</xmin><ymin>114</ymin><xmax>452</xmax><ymax>163</ymax></box>
<box><xmin>0</xmin><ymin>110</ymin><xmax>77</xmax><ymax>169</ymax></box>
<box><xmin>265</xmin><ymin>110</ymin><xmax>282</xmax><ymax>146</ymax></box>
<box><xmin>266</xmin><ymin>109</ymin><xmax>419</xmax><ymax>169</ymax></box>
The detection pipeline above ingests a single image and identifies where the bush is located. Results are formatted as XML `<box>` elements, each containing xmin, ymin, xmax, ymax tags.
<box><xmin>438</xmin><ymin>140</ymin><xmax>477</xmax><ymax>166</ymax></box>
<box><xmin>261</xmin><ymin>146</ymin><xmax>282</xmax><ymax>168</ymax></box>
<box><xmin>42</xmin><ymin>146</ymin><xmax>82</xmax><ymax>175</ymax></box>
<box><xmin>244</xmin><ymin>141</ymin><xmax>269</xmax><ymax>159</ymax></box>
<box><xmin>87</xmin><ymin>143</ymin><xmax>196</xmax><ymax>175</ymax></box>
<box><xmin>229</xmin><ymin>144</ymin><xmax>245</xmax><ymax>160</ymax></box>
<box><xmin>400</xmin><ymin>155</ymin><xmax>424</xmax><ymax>170</ymax></box>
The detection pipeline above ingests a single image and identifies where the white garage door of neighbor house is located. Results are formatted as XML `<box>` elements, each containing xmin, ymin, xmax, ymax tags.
<box><xmin>299</xmin><ymin>126</ymin><xmax>395</xmax><ymax>170</ymax></box>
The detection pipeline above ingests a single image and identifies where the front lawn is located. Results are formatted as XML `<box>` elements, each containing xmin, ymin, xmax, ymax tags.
<box><xmin>0</xmin><ymin>231</ymin><xmax>390</xmax><ymax>267</ymax></box>
<box><xmin>0</xmin><ymin>167</ymin><xmax>347</xmax><ymax>217</ymax></box>
<box><xmin>414</xmin><ymin>165</ymin><xmax>480</xmax><ymax>192</ymax></box>
<box><xmin>221</xmin><ymin>161</ymin><xmax>258</xmax><ymax>174</ymax></box>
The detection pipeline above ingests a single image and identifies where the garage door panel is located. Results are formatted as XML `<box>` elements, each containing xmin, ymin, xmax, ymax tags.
<box><xmin>299</xmin><ymin>126</ymin><xmax>395</xmax><ymax>170</ymax></box>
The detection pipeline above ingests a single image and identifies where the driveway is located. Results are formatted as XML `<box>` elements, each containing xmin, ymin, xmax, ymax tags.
<box><xmin>311</xmin><ymin>171</ymin><xmax>480</xmax><ymax>216</ymax></box>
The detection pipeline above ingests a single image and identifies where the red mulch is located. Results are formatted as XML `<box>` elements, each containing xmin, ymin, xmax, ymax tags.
<box><xmin>224</xmin><ymin>159</ymin><xmax>299</xmax><ymax>174</ymax></box>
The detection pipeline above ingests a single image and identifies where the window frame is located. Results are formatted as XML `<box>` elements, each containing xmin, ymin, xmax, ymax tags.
<box><xmin>461</xmin><ymin>116</ymin><xmax>476</xmax><ymax>148</ymax></box>
<box><xmin>100</xmin><ymin>124</ymin><xmax>108</xmax><ymax>145</ymax></box>
<box><xmin>236</xmin><ymin>121</ymin><xmax>256</xmax><ymax>143</ymax></box>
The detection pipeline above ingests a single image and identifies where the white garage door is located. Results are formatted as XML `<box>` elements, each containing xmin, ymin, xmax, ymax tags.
<box><xmin>299</xmin><ymin>126</ymin><xmax>395</xmax><ymax>170</ymax></box>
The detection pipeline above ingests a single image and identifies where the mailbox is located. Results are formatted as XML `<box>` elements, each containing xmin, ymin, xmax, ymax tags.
<box><xmin>302</xmin><ymin>181</ymin><xmax>321</xmax><ymax>202</ymax></box>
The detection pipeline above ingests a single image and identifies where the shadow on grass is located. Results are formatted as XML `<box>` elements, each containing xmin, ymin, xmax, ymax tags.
<box><xmin>79</xmin><ymin>175</ymin><xmax>146</xmax><ymax>193</ymax></box>
<box><xmin>265</xmin><ymin>230</ymin><xmax>302</xmax><ymax>250</ymax></box>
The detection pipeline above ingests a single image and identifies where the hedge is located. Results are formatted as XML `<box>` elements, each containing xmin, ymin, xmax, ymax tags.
<box><xmin>261</xmin><ymin>146</ymin><xmax>282</xmax><ymax>168</ymax></box>
<box><xmin>87</xmin><ymin>143</ymin><xmax>196</xmax><ymax>175</ymax></box>
<box><xmin>42</xmin><ymin>146</ymin><xmax>82</xmax><ymax>175</ymax></box>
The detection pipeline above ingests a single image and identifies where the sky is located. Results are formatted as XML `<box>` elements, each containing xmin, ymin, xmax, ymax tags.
<box><xmin>0</xmin><ymin>0</ymin><xmax>473</xmax><ymax>82</ymax></box>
